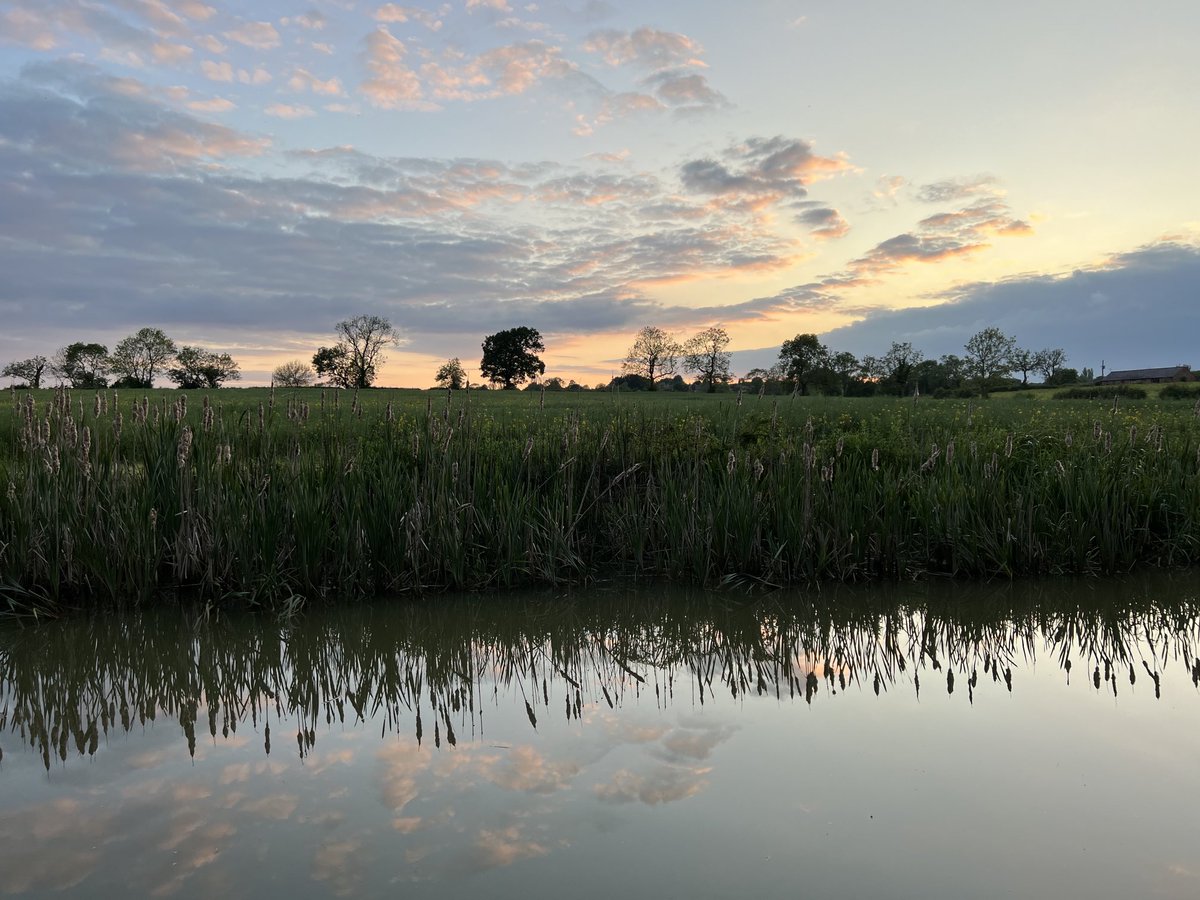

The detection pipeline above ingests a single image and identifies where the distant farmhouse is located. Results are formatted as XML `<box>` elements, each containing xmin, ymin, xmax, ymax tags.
<box><xmin>1095</xmin><ymin>365</ymin><xmax>1194</xmax><ymax>385</ymax></box>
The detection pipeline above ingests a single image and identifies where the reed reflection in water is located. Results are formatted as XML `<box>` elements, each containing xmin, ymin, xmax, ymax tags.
<box><xmin>1</xmin><ymin>573</ymin><xmax>1199</xmax><ymax>899</ymax></box>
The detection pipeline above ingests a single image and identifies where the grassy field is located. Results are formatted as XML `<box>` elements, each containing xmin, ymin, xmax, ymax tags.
<box><xmin>2</xmin><ymin>384</ymin><xmax>1199</xmax><ymax>613</ymax></box>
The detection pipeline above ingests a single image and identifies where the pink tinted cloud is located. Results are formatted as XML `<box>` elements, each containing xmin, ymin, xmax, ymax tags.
<box><xmin>360</xmin><ymin>27</ymin><xmax>432</xmax><ymax>110</ymax></box>
<box><xmin>224</xmin><ymin>20</ymin><xmax>281</xmax><ymax>50</ymax></box>
<box><xmin>583</xmin><ymin>26</ymin><xmax>706</xmax><ymax>71</ymax></box>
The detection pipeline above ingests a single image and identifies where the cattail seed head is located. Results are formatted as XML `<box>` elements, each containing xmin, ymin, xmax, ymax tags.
<box><xmin>727</xmin><ymin>450</ymin><xmax>736</xmax><ymax>474</ymax></box>
<box><xmin>177</xmin><ymin>425</ymin><xmax>193</xmax><ymax>468</ymax></box>
<box><xmin>871</xmin><ymin>448</ymin><xmax>880</xmax><ymax>471</ymax></box>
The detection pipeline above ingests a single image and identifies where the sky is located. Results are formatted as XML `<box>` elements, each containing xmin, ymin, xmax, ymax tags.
<box><xmin>1</xmin><ymin>0</ymin><xmax>1198</xmax><ymax>387</ymax></box>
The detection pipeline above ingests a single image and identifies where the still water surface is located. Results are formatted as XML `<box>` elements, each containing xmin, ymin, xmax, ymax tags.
<box><xmin>2</xmin><ymin>574</ymin><xmax>1200</xmax><ymax>898</ymax></box>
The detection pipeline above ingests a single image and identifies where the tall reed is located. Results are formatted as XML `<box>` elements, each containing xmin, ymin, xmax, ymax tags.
<box><xmin>2</xmin><ymin>387</ymin><xmax>1198</xmax><ymax>611</ymax></box>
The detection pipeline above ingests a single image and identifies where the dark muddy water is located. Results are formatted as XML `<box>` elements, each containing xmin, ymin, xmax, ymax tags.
<box><xmin>2</xmin><ymin>573</ymin><xmax>1200</xmax><ymax>898</ymax></box>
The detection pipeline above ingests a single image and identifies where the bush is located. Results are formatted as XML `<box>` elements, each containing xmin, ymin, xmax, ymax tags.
<box><xmin>1053</xmin><ymin>385</ymin><xmax>1147</xmax><ymax>400</ymax></box>
<box><xmin>932</xmin><ymin>387</ymin><xmax>980</xmax><ymax>399</ymax></box>
<box><xmin>1159</xmin><ymin>383</ymin><xmax>1200</xmax><ymax>400</ymax></box>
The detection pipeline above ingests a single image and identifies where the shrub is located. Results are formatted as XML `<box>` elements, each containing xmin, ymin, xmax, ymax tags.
<box><xmin>1053</xmin><ymin>385</ymin><xmax>1147</xmax><ymax>400</ymax></box>
<box><xmin>1160</xmin><ymin>383</ymin><xmax>1200</xmax><ymax>400</ymax></box>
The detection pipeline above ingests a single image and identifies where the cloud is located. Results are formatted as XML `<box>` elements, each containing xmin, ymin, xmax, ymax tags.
<box><xmin>915</xmin><ymin>174</ymin><xmax>999</xmax><ymax>204</ymax></box>
<box><xmin>641</xmin><ymin>69</ymin><xmax>726</xmax><ymax>113</ymax></box>
<box><xmin>823</xmin><ymin>240</ymin><xmax>1200</xmax><ymax>368</ymax></box>
<box><xmin>850</xmin><ymin>197</ymin><xmax>1031</xmax><ymax>275</ymax></box>
<box><xmin>281</xmin><ymin>11</ymin><xmax>327</xmax><ymax>31</ymax></box>
<box><xmin>594</xmin><ymin>764</ymin><xmax>711</xmax><ymax>805</ymax></box>
<box><xmin>288</xmin><ymin>68</ymin><xmax>344</xmax><ymax>96</ymax></box>
<box><xmin>469</xmin><ymin>40</ymin><xmax>579</xmax><ymax>96</ymax></box>
<box><xmin>572</xmin><ymin>91</ymin><xmax>662</xmax><ymax>135</ymax></box>
<box><xmin>796</xmin><ymin>206</ymin><xmax>850</xmax><ymax>240</ymax></box>
<box><xmin>471</xmin><ymin>827</ymin><xmax>549</xmax><ymax>869</ymax></box>
<box><xmin>151</xmin><ymin>41</ymin><xmax>193</xmax><ymax>64</ymax></box>
<box><xmin>360</xmin><ymin>27</ymin><xmax>431</xmax><ymax>109</ymax></box>
<box><xmin>583</xmin><ymin>27</ymin><xmax>706</xmax><ymax>70</ymax></box>
<box><xmin>0</xmin><ymin>0</ymin><xmax>208</xmax><ymax>63</ymax></box>
<box><xmin>224</xmin><ymin>20</ymin><xmax>281</xmax><ymax>50</ymax></box>
<box><xmin>187</xmin><ymin>96</ymin><xmax>235</xmax><ymax>112</ymax></box>
<box><xmin>0</xmin><ymin>68</ymin><xmax>833</xmax><ymax>364</ymax></box>
<box><xmin>265</xmin><ymin>103</ymin><xmax>316</xmax><ymax>118</ymax></box>
<box><xmin>6</xmin><ymin>61</ymin><xmax>269</xmax><ymax>171</ymax></box>
<box><xmin>238</xmin><ymin>66</ymin><xmax>272</xmax><ymax>85</ymax></box>
<box><xmin>196</xmin><ymin>34</ymin><xmax>225</xmax><ymax>54</ymax></box>
<box><xmin>375</xmin><ymin>4</ymin><xmax>446</xmax><ymax>30</ymax></box>
<box><xmin>467</xmin><ymin>0</ymin><xmax>513</xmax><ymax>12</ymax></box>
<box><xmin>200</xmin><ymin>59</ymin><xmax>233</xmax><ymax>82</ymax></box>
<box><xmin>680</xmin><ymin>135</ymin><xmax>853</xmax><ymax>212</ymax></box>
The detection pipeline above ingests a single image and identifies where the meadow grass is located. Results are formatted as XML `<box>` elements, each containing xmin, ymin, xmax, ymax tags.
<box><xmin>2</xmin><ymin>384</ymin><xmax>1199</xmax><ymax>613</ymax></box>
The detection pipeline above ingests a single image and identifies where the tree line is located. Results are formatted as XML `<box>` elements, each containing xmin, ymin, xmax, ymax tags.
<box><xmin>760</xmin><ymin>327</ymin><xmax>1074</xmax><ymax>398</ymax></box>
<box><xmin>3</xmin><ymin>316</ymin><xmax>1076</xmax><ymax>397</ymax></box>
<box><xmin>2</xmin><ymin>328</ymin><xmax>240</xmax><ymax>390</ymax></box>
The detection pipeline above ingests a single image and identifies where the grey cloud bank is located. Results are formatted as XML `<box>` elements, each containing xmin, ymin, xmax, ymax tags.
<box><xmin>824</xmin><ymin>242</ymin><xmax>1200</xmax><ymax>372</ymax></box>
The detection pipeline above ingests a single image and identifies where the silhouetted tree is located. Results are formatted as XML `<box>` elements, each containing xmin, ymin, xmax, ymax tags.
<box><xmin>2</xmin><ymin>356</ymin><xmax>48</xmax><ymax>388</ymax></box>
<box><xmin>313</xmin><ymin>314</ymin><xmax>399</xmax><ymax>389</ymax></box>
<box><xmin>623</xmin><ymin>326</ymin><xmax>681</xmax><ymax>390</ymax></box>
<box><xmin>683</xmin><ymin>326</ymin><xmax>732</xmax><ymax>393</ymax></box>
<box><xmin>272</xmin><ymin>360</ymin><xmax>315</xmax><ymax>387</ymax></box>
<box><xmin>964</xmin><ymin>327</ymin><xmax>1016</xmax><ymax>396</ymax></box>
<box><xmin>778</xmin><ymin>333</ymin><xmax>828</xmax><ymax>395</ymax></box>
<box><xmin>51</xmin><ymin>343</ymin><xmax>110</xmax><ymax>388</ymax></box>
<box><xmin>435</xmin><ymin>357</ymin><xmax>467</xmax><ymax>390</ymax></box>
<box><xmin>480</xmin><ymin>326</ymin><xmax>545</xmax><ymax>389</ymax></box>
<box><xmin>166</xmin><ymin>346</ymin><xmax>241</xmax><ymax>389</ymax></box>
<box><xmin>110</xmin><ymin>328</ymin><xmax>176</xmax><ymax>388</ymax></box>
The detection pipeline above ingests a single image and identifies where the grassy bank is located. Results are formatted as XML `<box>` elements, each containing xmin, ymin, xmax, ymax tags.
<box><xmin>2</xmin><ymin>385</ymin><xmax>1199</xmax><ymax>612</ymax></box>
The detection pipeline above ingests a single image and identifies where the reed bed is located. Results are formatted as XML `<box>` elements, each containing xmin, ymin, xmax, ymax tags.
<box><xmin>1</xmin><ymin>385</ymin><xmax>1199</xmax><ymax>612</ymax></box>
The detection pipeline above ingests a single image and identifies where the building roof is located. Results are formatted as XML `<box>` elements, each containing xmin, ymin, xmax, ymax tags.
<box><xmin>1096</xmin><ymin>365</ymin><xmax>1190</xmax><ymax>383</ymax></box>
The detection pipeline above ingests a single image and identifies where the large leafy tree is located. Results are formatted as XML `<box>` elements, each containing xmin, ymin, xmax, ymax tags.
<box><xmin>435</xmin><ymin>357</ymin><xmax>467</xmax><ymax>390</ymax></box>
<box><xmin>109</xmin><ymin>328</ymin><xmax>176</xmax><ymax>388</ymax></box>
<box><xmin>882</xmin><ymin>341</ymin><xmax>924</xmax><ymax>391</ymax></box>
<box><xmin>623</xmin><ymin>326</ymin><xmax>681</xmax><ymax>390</ymax></box>
<box><xmin>314</xmin><ymin>314</ymin><xmax>399</xmax><ymax>389</ymax></box>
<box><xmin>964</xmin><ymin>327</ymin><xmax>1016</xmax><ymax>395</ymax></box>
<box><xmin>2</xmin><ymin>355</ymin><xmax>48</xmax><ymax>388</ymax></box>
<box><xmin>683</xmin><ymin>326</ymin><xmax>732</xmax><ymax>393</ymax></box>
<box><xmin>1007</xmin><ymin>347</ymin><xmax>1038</xmax><ymax>385</ymax></box>
<box><xmin>52</xmin><ymin>342</ymin><xmax>110</xmax><ymax>388</ymax></box>
<box><xmin>1035</xmin><ymin>348</ymin><xmax>1068</xmax><ymax>382</ymax></box>
<box><xmin>312</xmin><ymin>345</ymin><xmax>354</xmax><ymax>388</ymax></box>
<box><xmin>778</xmin><ymin>333</ymin><xmax>828</xmax><ymax>395</ymax></box>
<box><xmin>166</xmin><ymin>346</ymin><xmax>241</xmax><ymax>389</ymax></box>
<box><xmin>480</xmin><ymin>327</ymin><xmax>545</xmax><ymax>389</ymax></box>
<box><xmin>826</xmin><ymin>350</ymin><xmax>859</xmax><ymax>396</ymax></box>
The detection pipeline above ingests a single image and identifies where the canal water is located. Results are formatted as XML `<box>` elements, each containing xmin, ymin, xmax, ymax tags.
<box><xmin>2</xmin><ymin>573</ymin><xmax>1199</xmax><ymax>898</ymax></box>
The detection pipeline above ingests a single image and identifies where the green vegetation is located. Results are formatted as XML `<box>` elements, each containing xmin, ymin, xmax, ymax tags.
<box><xmin>1054</xmin><ymin>385</ymin><xmax>1149</xmax><ymax>400</ymax></box>
<box><xmin>2</xmin><ymin>386</ymin><xmax>1199</xmax><ymax>613</ymax></box>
